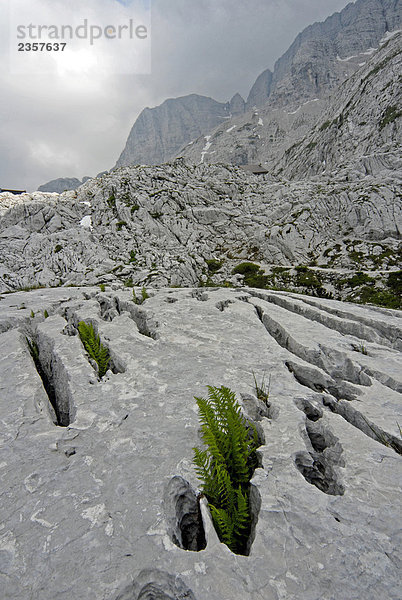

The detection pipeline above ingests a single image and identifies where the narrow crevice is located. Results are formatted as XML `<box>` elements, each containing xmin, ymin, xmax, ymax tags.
<box><xmin>77</xmin><ymin>320</ymin><xmax>125</xmax><ymax>378</ymax></box>
<box><xmin>322</xmin><ymin>394</ymin><xmax>402</xmax><ymax>455</ymax></box>
<box><xmin>247</xmin><ymin>289</ymin><xmax>397</xmax><ymax>349</ymax></box>
<box><xmin>163</xmin><ymin>476</ymin><xmax>206</xmax><ymax>552</ymax></box>
<box><xmin>117</xmin><ymin>298</ymin><xmax>159</xmax><ymax>339</ymax></box>
<box><xmin>26</xmin><ymin>335</ymin><xmax>70</xmax><ymax>427</ymax></box>
<box><xmin>294</xmin><ymin>398</ymin><xmax>345</xmax><ymax>495</ymax></box>
<box><xmin>285</xmin><ymin>359</ymin><xmax>362</xmax><ymax>401</ymax></box>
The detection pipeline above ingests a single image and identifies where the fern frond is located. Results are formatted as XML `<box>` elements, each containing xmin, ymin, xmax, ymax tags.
<box><xmin>209</xmin><ymin>505</ymin><xmax>235</xmax><ymax>549</ymax></box>
<box><xmin>193</xmin><ymin>385</ymin><xmax>261</xmax><ymax>555</ymax></box>
<box><xmin>215</xmin><ymin>463</ymin><xmax>236</xmax><ymax>512</ymax></box>
<box><xmin>78</xmin><ymin>321</ymin><xmax>110</xmax><ymax>378</ymax></box>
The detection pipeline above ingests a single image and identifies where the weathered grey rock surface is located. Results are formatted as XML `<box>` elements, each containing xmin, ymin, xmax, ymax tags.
<box><xmin>182</xmin><ymin>31</ymin><xmax>402</xmax><ymax>172</ymax></box>
<box><xmin>38</xmin><ymin>177</ymin><xmax>89</xmax><ymax>194</ymax></box>
<box><xmin>118</xmin><ymin>0</ymin><xmax>401</xmax><ymax>169</ymax></box>
<box><xmin>0</xmin><ymin>160</ymin><xmax>400</xmax><ymax>298</ymax></box>
<box><xmin>273</xmin><ymin>31</ymin><xmax>402</xmax><ymax>179</ymax></box>
<box><xmin>0</xmin><ymin>286</ymin><xmax>401</xmax><ymax>599</ymax></box>
<box><xmin>115</xmin><ymin>94</ymin><xmax>246</xmax><ymax>169</ymax></box>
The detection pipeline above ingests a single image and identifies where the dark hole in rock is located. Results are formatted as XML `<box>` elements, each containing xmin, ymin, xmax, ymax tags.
<box><xmin>295</xmin><ymin>451</ymin><xmax>344</xmax><ymax>496</ymax></box>
<box><xmin>26</xmin><ymin>337</ymin><xmax>70</xmax><ymax>426</ymax></box>
<box><xmin>295</xmin><ymin>405</ymin><xmax>345</xmax><ymax>496</ymax></box>
<box><xmin>163</xmin><ymin>476</ymin><xmax>206</xmax><ymax>551</ymax></box>
<box><xmin>115</xmin><ymin>569</ymin><xmax>196</xmax><ymax>600</ymax></box>
<box><xmin>294</xmin><ymin>397</ymin><xmax>323</xmax><ymax>422</ymax></box>
<box><xmin>245</xmin><ymin>483</ymin><xmax>262</xmax><ymax>555</ymax></box>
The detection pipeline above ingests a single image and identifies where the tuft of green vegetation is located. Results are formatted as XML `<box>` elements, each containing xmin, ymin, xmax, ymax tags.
<box><xmin>232</xmin><ymin>262</ymin><xmax>260</xmax><ymax>276</ymax></box>
<box><xmin>54</xmin><ymin>244</ymin><xmax>63</xmax><ymax>253</ymax></box>
<box><xmin>252</xmin><ymin>372</ymin><xmax>270</xmax><ymax>406</ymax></box>
<box><xmin>116</xmin><ymin>220</ymin><xmax>127</xmax><ymax>231</ymax></box>
<box><xmin>294</xmin><ymin>265</ymin><xmax>322</xmax><ymax>289</ymax></box>
<box><xmin>319</xmin><ymin>120</ymin><xmax>332</xmax><ymax>131</ymax></box>
<box><xmin>193</xmin><ymin>386</ymin><xmax>259</xmax><ymax>555</ymax></box>
<box><xmin>387</xmin><ymin>270</ymin><xmax>402</xmax><ymax>296</ymax></box>
<box><xmin>26</xmin><ymin>337</ymin><xmax>40</xmax><ymax>363</ymax></box>
<box><xmin>99</xmin><ymin>284</ymin><xmax>106</xmax><ymax>292</ymax></box>
<box><xmin>351</xmin><ymin>343</ymin><xmax>368</xmax><ymax>355</ymax></box>
<box><xmin>353</xmin><ymin>286</ymin><xmax>401</xmax><ymax>310</ymax></box>
<box><xmin>379</xmin><ymin>105</ymin><xmax>402</xmax><ymax>130</ymax></box>
<box><xmin>306</xmin><ymin>141</ymin><xmax>317</xmax><ymax>150</ymax></box>
<box><xmin>129</xmin><ymin>250</ymin><xmax>137</xmax><ymax>263</ymax></box>
<box><xmin>107</xmin><ymin>192</ymin><xmax>116</xmax><ymax>208</ymax></box>
<box><xmin>124</xmin><ymin>278</ymin><xmax>134</xmax><ymax>287</ymax></box>
<box><xmin>206</xmin><ymin>258</ymin><xmax>224</xmax><ymax>273</ymax></box>
<box><xmin>232</xmin><ymin>262</ymin><xmax>269</xmax><ymax>288</ymax></box>
<box><xmin>30</xmin><ymin>310</ymin><xmax>35</xmax><ymax>318</ymax></box>
<box><xmin>132</xmin><ymin>286</ymin><xmax>149</xmax><ymax>305</ymax></box>
<box><xmin>342</xmin><ymin>272</ymin><xmax>375</xmax><ymax>288</ymax></box>
<box><xmin>43</xmin><ymin>309</ymin><xmax>49</xmax><ymax>318</ymax></box>
<box><xmin>131</xmin><ymin>204</ymin><xmax>140</xmax><ymax>213</ymax></box>
<box><xmin>77</xmin><ymin>321</ymin><xmax>110</xmax><ymax>378</ymax></box>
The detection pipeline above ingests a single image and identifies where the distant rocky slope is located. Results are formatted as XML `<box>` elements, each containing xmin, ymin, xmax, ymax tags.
<box><xmin>0</xmin><ymin>285</ymin><xmax>401</xmax><ymax>599</ymax></box>
<box><xmin>1</xmin><ymin>159</ymin><xmax>400</xmax><ymax>307</ymax></box>
<box><xmin>115</xmin><ymin>93</ymin><xmax>246</xmax><ymax>168</ymax></box>
<box><xmin>182</xmin><ymin>30</ymin><xmax>402</xmax><ymax>172</ymax></box>
<box><xmin>118</xmin><ymin>0</ymin><xmax>401</xmax><ymax>169</ymax></box>
<box><xmin>38</xmin><ymin>177</ymin><xmax>91</xmax><ymax>193</ymax></box>
<box><xmin>274</xmin><ymin>31</ymin><xmax>402</xmax><ymax>179</ymax></box>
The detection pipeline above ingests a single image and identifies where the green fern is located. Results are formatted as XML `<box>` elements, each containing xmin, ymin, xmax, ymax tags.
<box><xmin>193</xmin><ymin>385</ymin><xmax>259</xmax><ymax>554</ymax></box>
<box><xmin>77</xmin><ymin>321</ymin><xmax>110</xmax><ymax>378</ymax></box>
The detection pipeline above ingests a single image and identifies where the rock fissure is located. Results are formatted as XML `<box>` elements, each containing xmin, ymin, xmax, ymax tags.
<box><xmin>294</xmin><ymin>398</ymin><xmax>345</xmax><ymax>496</ymax></box>
<box><xmin>25</xmin><ymin>333</ymin><xmax>71</xmax><ymax>426</ymax></box>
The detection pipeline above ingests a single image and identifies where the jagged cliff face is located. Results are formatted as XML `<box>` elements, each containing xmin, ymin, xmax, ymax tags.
<box><xmin>115</xmin><ymin>93</ymin><xmax>245</xmax><ymax>168</ymax></box>
<box><xmin>181</xmin><ymin>31</ymin><xmax>402</xmax><ymax>175</ymax></box>
<box><xmin>116</xmin><ymin>0</ymin><xmax>401</xmax><ymax>170</ymax></box>
<box><xmin>266</xmin><ymin>0</ymin><xmax>401</xmax><ymax>109</ymax></box>
<box><xmin>273</xmin><ymin>32</ymin><xmax>402</xmax><ymax>179</ymax></box>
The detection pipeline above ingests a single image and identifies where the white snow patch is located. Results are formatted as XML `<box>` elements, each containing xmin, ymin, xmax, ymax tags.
<box><xmin>80</xmin><ymin>215</ymin><xmax>92</xmax><ymax>230</ymax></box>
<box><xmin>362</xmin><ymin>47</ymin><xmax>377</xmax><ymax>55</ymax></box>
<box><xmin>200</xmin><ymin>136</ymin><xmax>213</xmax><ymax>163</ymax></box>
<box><xmin>226</xmin><ymin>125</ymin><xmax>236</xmax><ymax>132</ymax></box>
<box><xmin>258</xmin><ymin>118</ymin><xmax>264</xmax><ymax>126</ymax></box>
<box><xmin>380</xmin><ymin>29</ymin><xmax>402</xmax><ymax>45</ymax></box>
<box><xmin>337</xmin><ymin>53</ymin><xmax>358</xmax><ymax>62</ymax></box>
<box><xmin>80</xmin><ymin>201</ymin><xmax>91</xmax><ymax>207</ymax></box>
<box><xmin>287</xmin><ymin>98</ymin><xmax>319</xmax><ymax>115</ymax></box>
<box><xmin>358</xmin><ymin>62</ymin><xmax>366</xmax><ymax>66</ymax></box>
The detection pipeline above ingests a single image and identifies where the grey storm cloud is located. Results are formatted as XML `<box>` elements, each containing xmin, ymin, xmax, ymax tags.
<box><xmin>0</xmin><ymin>0</ymin><xmax>351</xmax><ymax>191</ymax></box>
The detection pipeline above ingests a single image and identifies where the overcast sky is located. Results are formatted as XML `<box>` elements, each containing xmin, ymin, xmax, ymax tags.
<box><xmin>0</xmin><ymin>0</ymin><xmax>352</xmax><ymax>191</ymax></box>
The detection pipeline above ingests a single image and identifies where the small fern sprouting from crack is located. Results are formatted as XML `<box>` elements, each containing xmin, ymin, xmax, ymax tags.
<box><xmin>193</xmin><ymin>385</ymin><xmax>259</xmax><ymax>555</ymax></box>
<box><xmin>77</xmin><ymin>321</ymin><xmax>110</xmax><ymax>379</ymax></box>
